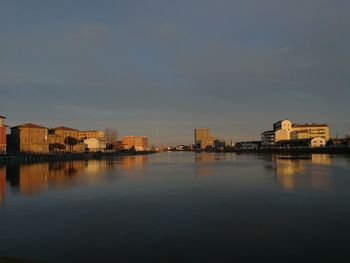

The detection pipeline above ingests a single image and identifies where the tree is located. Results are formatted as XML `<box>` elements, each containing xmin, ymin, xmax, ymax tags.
<box><xmin>49</xmin><ymin>143</ymin><xmax>66</xmax><ymax>152</ymax></box>
<box><xmin>104</xmin><ymin>128</ymin><xmax>118</xmax><ymax>149</ymax></box>
<box><xmin>64</xmin><ymin>136</ymin><xmax>78</xmax><ymax>152</ymax></box>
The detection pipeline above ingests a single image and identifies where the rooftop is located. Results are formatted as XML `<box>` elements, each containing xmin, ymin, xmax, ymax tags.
<box><xmin>52</xmin><ymin>126</ymin><xmax>78</xmax><ymax>131</ymax></box>
<box><xmin>0</xmin><ymin>115</ymin><xmax>6</xmax><ymax>119</ymax></box>
<box><xmin>11</xmin><ymin>123</ymin><xmax>47</xmax><ymax>129</ymax></box>
<box><xmin>293</xmin><ymin>123</ymin><xmax>328</xmax><ymax>128</ymax></box>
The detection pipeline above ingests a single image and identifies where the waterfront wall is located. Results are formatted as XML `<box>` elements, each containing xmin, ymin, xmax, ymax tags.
<box><xmin>0</xmin><ymin>151</ymin><xmax>154</xmax><ymax>164</ymax></box>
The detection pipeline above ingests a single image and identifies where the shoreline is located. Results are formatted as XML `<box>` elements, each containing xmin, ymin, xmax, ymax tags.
<box><xmin>0</xmin><ymin>151</ymin><xmax>155</xmax><ymax>165</ymax></box>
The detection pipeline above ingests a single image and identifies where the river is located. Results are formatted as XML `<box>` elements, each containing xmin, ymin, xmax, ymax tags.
<box><xmin>1</xmin><ymin>152</ymin><xmax>350</xmax><ymax>262</ymax></box>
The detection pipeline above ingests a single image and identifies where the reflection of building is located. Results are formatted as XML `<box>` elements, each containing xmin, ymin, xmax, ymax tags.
<box><xmin>122</xmin><ymin>136</ymin><xmax>148</xmax><ymax>151</ymax></box>
<box><xmin>18</xmin><ymin>163</ymin><xmax>49</xmax><ymax>195</ymax></box>
<box><xmin>274</xmin><ymin>155</ymin><xmax>332</xmax><ymax>191</ymax></box>
<box><xmin>0</xmin><ymin>166</ymin><xmax>5</xmax><ymax>204</ymax></box>
<box><xmin>78</xmin><ymin>130</ymin><xmax>105</xmax><ymax>140</ymax></box>
<box><xmin>121</xmin><ymin>155</ymin><xmax>148</xmax><ymax>170</ymax></box>
<box><xmin>84</xmin><ymin>138</ymin><xmax>106</xmax><ymax>152</ymax></box>
<box><xmin>7</xmin><ymin>123</ymin><xmax>49</xmax><ymax>153</ymax></box>
<box><xmin>0</xmin><ymin>115</ymin><xmax>7</xmax><ymax>154</ymax></box>
<box><xmin>49</xmin><ymin>126</ymin><xmax>85</xmax><ymax>153</ymax></box>
<box><xmin>194</xmin><ymin>128</ymin><xmax>214</xmax><ymax>149</ymax></box>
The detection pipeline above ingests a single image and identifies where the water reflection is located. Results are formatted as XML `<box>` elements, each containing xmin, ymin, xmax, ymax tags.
<box><xmin>0</xmin><ymin>165</ymin><xmax>5</xmax><ymax>205</ymax></box>
<box><xmin>2</xmin><ymin>155</ymin><xmax>149</xmax><ymax>203</ymax></box>
<box><xmin>272</xmin><ymin>154</ymin><xmax>332</xmax><ymax>191</ymax></box>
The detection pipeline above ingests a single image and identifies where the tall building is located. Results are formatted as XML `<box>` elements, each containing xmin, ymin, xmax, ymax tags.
<box><xmin>0</xmin><ymin>116</ymin><xmax>7</xmax><ymax>154</ymax></box>
<box><xmin>194</xmin><ymin>128</ymin><xmax>214</xmax><ymax>149</ymax></box>
<box><xmin>7</xmin><ymin>123</ymin><xmax>49</xmax><ymax>153</ymax></box>
<box><xmin>122</xmin><ymin>136</ymin><xmax>148</xmax><ymax>151</ymax></box>
<box><xmin>273</xmin><ymin>119</ymin><xmax>292</xmax><ymax>142</ymax></box>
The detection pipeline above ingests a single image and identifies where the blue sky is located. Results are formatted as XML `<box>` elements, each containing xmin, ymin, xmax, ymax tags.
<box><xmin>1</xmin><ymin>0</ymin><xmax>349</xmax><ymax>144</ymax></box>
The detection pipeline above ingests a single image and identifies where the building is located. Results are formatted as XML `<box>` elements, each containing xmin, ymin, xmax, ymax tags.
<box><xmin>0</xmin><ymin>116</ymin><xmax>7</xmax><ymax>154</ymax></box>
<box><xmin>7</xmin><ymin>123</ymin><xmax>49</xmax><ymax>153</ymax></box>
<box><xmin>48</xmin><ymin>126</ymin><xmax>84</xmax><ymax>153</ymax></box>
<box><xmin>78</xmin><ymin>130</ymin><xmax>105</xmax><ymax>140</ymax></box>
<box><xmin>235</xmin><ymin>141</ymin><xmax>261</xmax><ymax>150</ymax></box>
<box><xmin>291</xmin><ymin>123</ymin><xmax>330</xmax><ymax>141</ymax></box>
<box><xmin>261</xmin><ymin>130</ymin><xmax>275</xmax><ymax>148</ymax></box>
<box><xmin>213</xmin><ymin>139</ymin><xmax>226</xmax><ymax>150</ymax></box>
<box><xmin>262</xmin><ymin>119</ymin><xmax>331</xmax><ymax>147</ymax></box>
<box><xmin>273</xmin><ymin>119</ymin><xmax>292</xmax><ymax>142</ymax></box>
<box><xmin>194</xmin><ymin>128</ymin><xmax>214</xmax><ymax>149</ymax></box>
<box><xmin>84</xmin><ymin>138</ymin><xmax>106</xmax><ymax>152</ymax></box>
<box><xmin>122</xmin><ymin>136</ymin><xmax>148</xmax><ymax>151</ymax></box>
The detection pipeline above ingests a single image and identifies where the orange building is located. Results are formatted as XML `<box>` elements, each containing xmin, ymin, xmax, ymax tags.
<box><xmin>0</xmin><ymin>115</ymin><xmax>7</xmax><ymax>154</ymax></box>
<box><xmin>7</xmin><ymin>123</ymin><xmax>49</xmax><ymax>153</ymax></box>
<box><xmin>122</xmin><ymin>136</ymin><xmax>148</xmax><ymax>151</ymax></box>
<box><xmin>49</xmin><ymin>126</ymin><xmax>85</xmax><ymax>153</ymax></box>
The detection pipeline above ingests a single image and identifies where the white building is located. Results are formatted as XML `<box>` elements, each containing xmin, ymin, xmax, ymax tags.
<box><xmin>84</xmin><ymin>138</ymin><xmax>106</xmax><ymax>152</ymax></box>
<box><xmin>311</xmin><ymin>137</ymin><xmax>326</xmax><ymax>148</ymax></box>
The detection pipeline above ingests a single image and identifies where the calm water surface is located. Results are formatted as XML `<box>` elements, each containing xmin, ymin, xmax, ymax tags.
<box><xmin>1</xmin><ymin>152</ymin><xmax>350</xmax><ymax>262</ymax></box>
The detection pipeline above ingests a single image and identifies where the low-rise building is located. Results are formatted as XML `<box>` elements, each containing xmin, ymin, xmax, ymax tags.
<box><xmin>78</xmin><ymin>130</ymin><xmax>105</xmax><ymax>140</ymax></box>
<box><xmin>0</xmin><ymin>116</ymin><xmax>7</xmax><ymax>154</ymax></box>
<box><xmin>292</xmin><ymin>123</ymin><xmax>330</xmax><ymax>141</ymax></box>
<box><xmin>122</xmin><ymin>136</ymin><xmax>148</xmax><ymax>151</ymax></box>
<box><xmin>7</xmin><ymin>123</ymin><xmax>49</xmax><ymax>153</ymax></box>
<box><xmin>49</xmin><ymin>126</ymin><xmax>84</xmax><ymax>153</ymax></box>
<box><xmin>84</xmin><ymin>138</ymin><xmax>106</xmax><ymax>152</ymax></box>
<box><xmin>235</xmin><ymin>141</ymin><xmax>261</xmax><ymax>150</ymax></box>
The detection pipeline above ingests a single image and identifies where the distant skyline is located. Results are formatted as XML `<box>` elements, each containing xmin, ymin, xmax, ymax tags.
<box><xmin>1</xmin><ymin>0</ymin><xmax>349</xmax><ymax>145</ymax></box>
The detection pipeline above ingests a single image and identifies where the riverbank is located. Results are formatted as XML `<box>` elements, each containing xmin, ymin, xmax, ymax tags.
<box><xmin>234</xmin><ymin>147</ymin><xmax>350</xmax><ymax>155</ymax></box>
<box><xmin>0</xmin><ymin>151</ymin><xmax>155</xmax><ymax>164</ymax></box>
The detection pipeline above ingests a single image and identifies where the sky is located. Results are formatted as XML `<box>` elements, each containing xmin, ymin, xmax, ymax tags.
<box><xmin>1</xmin><ymin>0</ymin><xmax>349</xmax><ymax>145</ymax></box>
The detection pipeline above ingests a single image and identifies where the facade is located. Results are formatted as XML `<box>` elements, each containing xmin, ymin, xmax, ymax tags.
<box><xmin>7</xmin><ymin>123</ymin><xmax>49</xmax><ymax>153</ymax></box>
<box><xmin>261</xmin><ymin>130</ymin><xmax>275</xmax><ymax>147</ymax></box>
<box><xmin>264</xmin><ymin>119</ymin><xmax>331</xmax><ymax>146</ymax></box>
<box><xmin>122</xmin><ymin>136</ymin><xmax>148</xmax><ymax>151</ymax></box>
<box><xmin>84</xmin><ymin>138</ymin><xmax>106</xmax><ymax>152</ymax></box>
<box><xmin>311</xmin><ymin>137</ymin><xmax>326</xmax><ymax>148</ymax></box>
<box><xmin>273</xmin><ymin>119</ymin><xmax>292</xmax><ymax>142</ymax></box>
<box><xmin>235</xmin><ymin>141</ymin><xmax>261</xmax><ymax>150</ymax></box>
<box><xmin>78</xmin><ymin>130</ymin><xmax>105</xmax><ymax>140</ymax></box>
<box><xmin>292</xmin><ymin>123</ymin><xmax>330</xmax><ymax>141</ymax></box>
<box><xmin>0</xmin><ymin>116</ymin><xmax>7</xmax><ymax>154</ymax></box>
<box><xmin>194</xmin><ymin>128</ymin><xmax>214</xmax><ymax>149</ymax></box>
<box><xmin>49</xmin><ymin>126</ymin><xmax>84</xmax><ymax>153</ymax></box>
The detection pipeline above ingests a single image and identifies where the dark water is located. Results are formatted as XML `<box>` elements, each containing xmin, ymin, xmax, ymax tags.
<box><xmin>1</xmin><ymin>152</ymin><xmax>350</xmax><ymax>262</ymax></box>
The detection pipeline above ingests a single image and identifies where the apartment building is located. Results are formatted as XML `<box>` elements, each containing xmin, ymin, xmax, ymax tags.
<box><xmin>7</xmin><ymin>123</ymin><xmax>49</xmax><ymax>153</ymax></box>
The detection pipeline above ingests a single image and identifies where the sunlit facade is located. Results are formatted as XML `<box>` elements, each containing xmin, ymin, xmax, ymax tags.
<box><xmin>292</xmin><ymin>123</ymin><xmax>330</xmax><ymax>141</ymax></box>
<box><xmin>49</xmin><ymin>126</ymin><xmax>85</xmax><ymax>153</ymax></box>
<box><xmin>122</xmin><ymin>136</ymin><xmax>148</xmax><ymax>151</ymax></box>
<box><xmin>7</xmin><ymin>123</ymin><xmax>49</xmax><ymax>153</ymax></box>
<box><xmin>78</xmin><ymin>130</ymin><xmax>105</xmax><ymax>140</ymax></box>
<box><xmin>0</xmin><ymin>116</ymin><xmax>6</xmax><ymax>154</ymax></box>
<box><xmin>194</xmin><ymin>128</ymin><xmax>214</xmax><ymax>149</ymax></box>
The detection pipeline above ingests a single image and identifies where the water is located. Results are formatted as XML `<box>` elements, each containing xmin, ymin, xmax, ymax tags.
<box><xmin>1</xmin><ymin>152</ymin><xmax>350</xmax><ymax>262</ymax></box>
